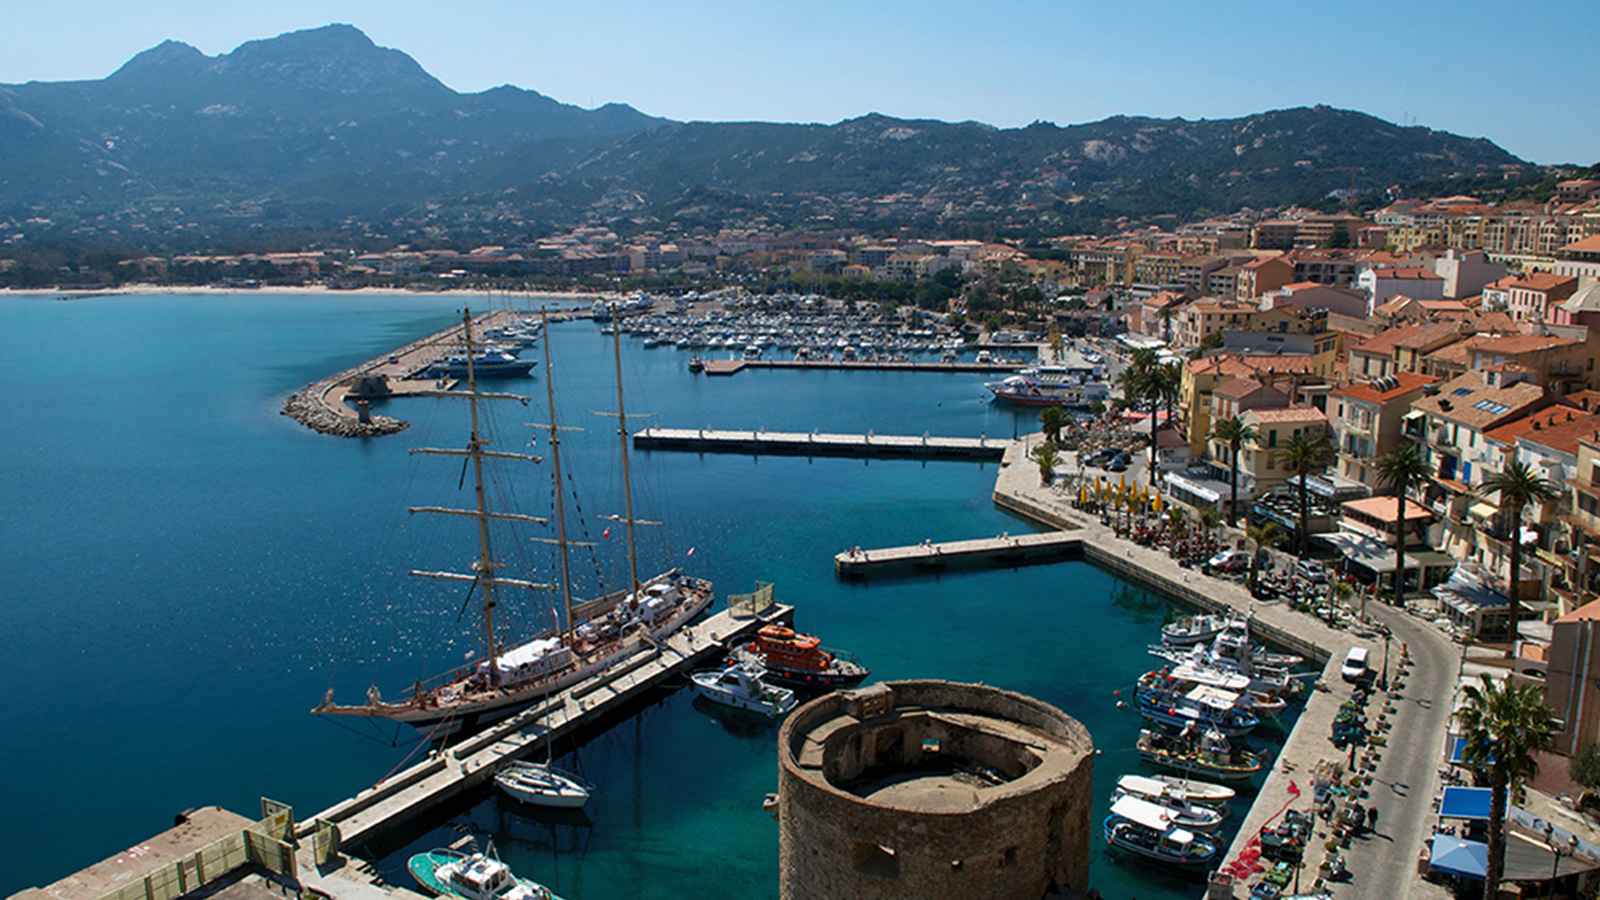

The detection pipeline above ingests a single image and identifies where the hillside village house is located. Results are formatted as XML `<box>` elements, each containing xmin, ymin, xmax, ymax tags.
<box><xmin>1329</xmin><ymin>373</ymin><xmax>1437</xmax><ymax>491</ymax></box>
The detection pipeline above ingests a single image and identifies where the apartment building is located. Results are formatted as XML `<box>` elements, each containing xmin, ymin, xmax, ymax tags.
<box><xmin>1328</xmin><ymin>373</ymin><xmax>1438</xmax><ymax>490</ymax></box>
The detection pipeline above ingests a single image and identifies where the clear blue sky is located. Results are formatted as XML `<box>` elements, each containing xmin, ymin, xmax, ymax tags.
<box><xmin>6</xmin><ymin>0</ymin><xmax>1595</xmax><ymax>165</ymax></box>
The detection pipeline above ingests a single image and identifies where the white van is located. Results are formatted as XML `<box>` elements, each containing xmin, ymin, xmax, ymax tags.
<box><xmin>1341</xmin><ymin>646</ymin><xmax>1372</xmax><ymax>684</ymax></box>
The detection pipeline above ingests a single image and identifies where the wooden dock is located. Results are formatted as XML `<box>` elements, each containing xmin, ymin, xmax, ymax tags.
<box><xmin>833</xmin><ymin>531</ymin><xmax>1082</xmax><ymax>577</ymax></box>
<box><xmin>297</xmin><ymin>601</ymin><xmax>791</xmax><ymax>849</ymax></box>
<box><xmin>700</xmin><ymin>358</ymin><xmax>1023</xmax><ymax>376</ymax></box>
<box><xmin>633</xmin><ymin>427</ymin><xmax>1006</xmax><ymax>461</ymax></box>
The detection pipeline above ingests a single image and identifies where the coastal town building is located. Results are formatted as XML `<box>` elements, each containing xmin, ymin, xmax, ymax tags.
<box><xmin>1329</xmin><ymin>373</ymin><xmax>1437</xmax><ymax>491</ymax></box>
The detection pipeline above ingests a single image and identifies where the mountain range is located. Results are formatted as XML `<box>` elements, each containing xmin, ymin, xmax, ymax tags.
<box><xmin>0</xmin><ymin>24</ymin><xmax>1531</xmax><ymax>245</ymax></box>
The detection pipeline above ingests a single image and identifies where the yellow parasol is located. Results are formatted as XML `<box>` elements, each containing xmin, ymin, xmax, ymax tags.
<box><xmin>1152</xmin><ymin>491</ymin><xmax>1164</xmax><ymax>514</ymax></box>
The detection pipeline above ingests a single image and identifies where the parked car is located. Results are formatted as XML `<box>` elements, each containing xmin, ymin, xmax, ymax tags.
<box><xmin>1208</xmin><ymin>549</ymin><xmax>1251</xmax><ymax>573</ymax></box>
<box><xmin>1106</xmin><ymin>456</ymin><xmax>1131</xmax><ymax>473</ymax></box>
<box><xmin>1341</xmin><ymin>646</ymin><xmax>1372</xmax><ymax>684</ymax></box>
<box><xmin>1085</xmin><ymin>448</ymin><xmax>1116</xmax><ymax>467</ymax></box>
<box><xmin>1295</xmin><ymin>559</ymin><xmax>1328</xmax><ymax>583</ymax></box>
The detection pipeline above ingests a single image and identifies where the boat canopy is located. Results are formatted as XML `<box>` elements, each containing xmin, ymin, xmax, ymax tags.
<box><xmin>1185</xmin><ymin>685</ymin><xmax>1244</xmax><ymax>709</ymax></box>
<box><xmin>1110</xmin><ymin>795</ymin><xmax>1175</xmax><ymax>830</ymax></box>
<box><xmin>1117</xmin><ymin>774</ymin><xmax>1174</xmax><ymax>798</ymax></box>
<box><xmin>1171</xmin><ymin>664</ymin><xmax>1252</xmax><ymax>691</ymax></box>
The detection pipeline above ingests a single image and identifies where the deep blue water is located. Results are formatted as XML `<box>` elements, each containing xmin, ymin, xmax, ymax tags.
<box><xmin>0</xmin><ymin>293</ymin><xmax>1292</xmax><ymax>900</ymax></box>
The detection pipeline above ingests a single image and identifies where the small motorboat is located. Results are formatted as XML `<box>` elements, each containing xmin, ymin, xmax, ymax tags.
<box><xmin>1160</xmin><ymin>614</ymin><xmax>1229</xmax><ymax>646</ymax></box>
<box><xmin>1102</xmin><ymin>796</ymin><xmax>1220</xmax><ymax>867</ymax></box>
<box><xmin>1137</xmin><ymin>679</ymin><xmax>1260</xmax><ymax>737</ymax></box>
<box><xmin>1137</xmin><ymin>726</ymin><xmax>1264</xmax><ymax>782</ymax></box>
<box><xmin>494</xmin><ymin>760</ymin><xmax>594</xmax><ymax>809</ymax></box>
<box><xmin>1144</xmin><ymin>773</ymin><xmax>1236</xmax><ymax>805</ymax></box>
<box><xmin>687</xmin><ymin>356</ymin><xmax>704</xmax><ymax>373</ymax></box>
<box><xmin>409</xmin><ymin>840</ymin><xmax>559</xmax><ymax>900</ymax></box>
<box><xmin>691</xmin><ymin>662</ymin><xmax>797</xmax><ymax>716</ymax></box>
<box><xmin>1111</xmin><ymin>781</ymin><xmax>1226</xmax><ymax>832</ymax></box>
<box><xmin>728</xmin><ymin>624</ymin><xmax>869</xmax><ymax>690</ymax></box>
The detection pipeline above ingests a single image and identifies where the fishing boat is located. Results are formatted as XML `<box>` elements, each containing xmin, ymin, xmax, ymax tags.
<box><xmin>1209</xmin><ymin>615</ymin><xmax>1304</xmax><ymax>668</ymax></box>
<box><xmin>494</xmin><ymin>760</ymin><xmax>594</xmax><ymax>809</ymax></box>
<box><xmin>1112</xmin><ymin>775</ymin><xmax>1228</xmax><ymax>830</ymax></box>
<box><xmin>1143</xmin><ymin>773</ymin><xmax>1236</xmax><ymax>805</ymax></box>
<box><xmin>314</xmin><ymin>309</ymin><xmax>714</xmax><ymax>737</ymax></box>
<box><xmin>1137</xmin><ymin>726</ymin><xmax>1264</xmax><ymax>782</ymax></box>
<box><xmin>1137</xmin><ymin>681</ymin><xmax>1260</xmax><ymax>737</ymax></box>
<box><xmin>1159</xmin><ymin>662</ymin><xmax>1289</xmax><ymax>718</ymax></box>
<box><xmin>727</xmin><ymin>623</ymin><xmax>869</xmax><ymax>689</ymax></box>
<box><xmin>1149</xmin><ymin>641</ymin><xmax>1300</xmax><ymax>698</ymax></box>
<box><xmin>691</xmin><ymin>662</ymin><xmax>797</xmax><ymax>717</ymax></box>
<box><xmin>1160</xmin><ymin>613</ymin><xmax>1230</xmax><ymax>646</ymax></box>
<box><xmin>1102</xmin><ymin>796</ymin><xmax>1220</xmax><ymax>867</ymax></box>
<box><xmin>687</xmin><ymin>356</ymin><xmax>704</xmax><ymax>373</ymax></box>
<box><xmin>409</xmin><ymin>841</ymin><xmax>560</xmax><ymax>900</ymax></box>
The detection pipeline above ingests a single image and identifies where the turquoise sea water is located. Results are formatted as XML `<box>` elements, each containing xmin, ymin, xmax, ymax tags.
<box><xmin>0</xmin><ymin>293</ymin><xmax>1294</xmax><ymax>900</ymax></box>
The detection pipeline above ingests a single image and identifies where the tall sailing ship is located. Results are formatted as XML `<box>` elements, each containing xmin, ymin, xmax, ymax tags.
<box><xmin>315</xmin><ymin>309</ymin><xmax>714</xmax><ymax>737</ymax></box>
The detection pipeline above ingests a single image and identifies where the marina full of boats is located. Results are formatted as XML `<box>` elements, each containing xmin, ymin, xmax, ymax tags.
<box><xmin>1105</xmin><ymin>611</ymin><xmax>1308</xmax><ymax>874</ymax></box>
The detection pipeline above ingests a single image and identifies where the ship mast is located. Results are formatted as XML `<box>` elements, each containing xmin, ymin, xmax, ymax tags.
<box><xmin>612</xmin><ymin>304</ymin><xmax>642</xmax><ymax>602</ymax></box>
<box><xmin>408</xmin><ymin>309</ymin><xmax>551</xmax><ymax>688</ymax></box>
<box><xmin>539</xmin><ymin>309</ymin><xmax>577</xmax><ymax>642</ymax></box>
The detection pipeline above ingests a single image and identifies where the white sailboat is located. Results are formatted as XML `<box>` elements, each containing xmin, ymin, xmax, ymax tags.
<box><xmin>315</xmin><ymin>308</ymin><xmax>714</xmax><ymax>737</ymax></box>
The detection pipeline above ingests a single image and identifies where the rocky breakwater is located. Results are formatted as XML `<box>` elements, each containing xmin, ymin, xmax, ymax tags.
<box><xmin>282</xmin><ymin>379</ymin><xmax>409</xmax><ymax>437</ymax></box>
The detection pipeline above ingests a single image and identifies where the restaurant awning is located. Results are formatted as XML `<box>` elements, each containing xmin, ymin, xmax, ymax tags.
<box><xmin>1430</xmin><ymin>835</ymin><xmax>1488</xmax><ymax>881</ymax></box>
<box><xmin>1439</xmin><ymin>787</ymin><xmax>1493</xmax><ymax>820</ymax></box>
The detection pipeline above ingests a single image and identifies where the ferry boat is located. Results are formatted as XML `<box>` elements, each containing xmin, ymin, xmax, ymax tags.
<box><xmin>409</xmin><ymin>841</ymin><xmax>560</xmax><ymax>900</ymax></box>
<box><xmin>315</xmin><ymin>310</ymin><xmax>714</xmax><ymax>738</ymax></box>
<box><xmin>1102</xmin><ymin>796</ymin><xmax>1220</xmax><ymax>867</ymax></box>
<box><xmin>1137</xmin><ymin>726</ymin><xmax>1264</xmax><ymax>782</ymax></box>
<box><xmin>984</xmin><ymin>364</ymin><xmax>1110</xmax><ymax>408</ymax></box>
<box><xmin>691</xmin><ymin>662</ymin><xmax>797</xmax><ymax>717</ymax></box>
<box><xmin>727</xmin><ymin>623</ymin><xmax>869</xmax><ymax>689</ymax></box>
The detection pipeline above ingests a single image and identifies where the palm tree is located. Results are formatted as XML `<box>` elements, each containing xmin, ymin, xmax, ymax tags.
<box><xmin>1455</xmin><ymin>674</ymin><xmax>1557</xmax><ymax>898</ymax></box>
<box><xmin>1209</xmin><ymin>416</ymin><xmax>1257</xmax><ymax>527</ymax></box>
<box><xmin>1374</xmin><ymin>444</ymin><xmax>1431</xmax><ymax>608</ymax></box>
<box><xmin>1245</xmin><ymin>520</ymin><xmax>1282</xmax><ymax>593</ymax></box>
<box><xmin>1039</xmin><ymin>406</ymin><xmax>1068</xmax><ymax>445</ymax></box>
<box><xmin>1142</xmin><ymin>362</ymin><xmax>1181</xmax><ymax>473</ymax></box>
<box><xmin>1197</xmin><ymin>506</ymin><xmax>1223</xmax><ymax>548</ymax></box>
<box><xmin>1275</xmin><ymin>432</ymin><xmax>1335</xmax><ymax>557</ymax></box>
<box><xmin>1477</xmin><ymin>460</ymin><xmax>1561</xmax><ymax>638</ymax></box>
<box><xmin>1031</xmin><ymin>441</ymin><xmax>1061</xmax><ymax>486</ymax></box>
<box><xmin>1157</xmin><ymin>305</ymin><xmax>1177</xmax><ymax>347</ymax></box>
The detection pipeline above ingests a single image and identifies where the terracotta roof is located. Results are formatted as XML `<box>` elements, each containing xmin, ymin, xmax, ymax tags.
<box><xmin>1561</xmin><ymin>389</ymin><xmax>1600</xmax><ymax>413</ymax></box>
<box><xmin>1410</xmin><ymin>370</ymin><xmax>1547</xmax><ymax>429</ymax></box>
<box><xmin>1244</xmin><ymin>406</ymin><xmax>1327</xmax><ymax>424</ymax></box>
<box><xmin>1506</xmin><ymin>271</ymin><xmax>1578</xmax><ymax>293</ymax></box>
<box><xmin>1485</xmin><ymin>407</ymin><xmax>1600</xmax><ymax>456</ymax></box>
<box><xmin>1373</xmin><ymin>295</ymin><xmax>1421</xmax><ymax>316</ymax></box>
<box><xmin>1341</xmin><ymin>496</ymin><xmax>1432</xmax><ymax>523</ymax></box>
<box><xmin>1557</xmin><ymin>597</ymin><xmax>1600</xmax><ymax>623</ymax></box>
<box><xmin>1418</xmin><ymin>299</ymin><xmax>1474</xmax><ymax>313</ymax></box>
<box><xmin>1352</xmin><ymin>325</ymin><xmax>1430</xmax><ymax>356</ymax></box>
<box><xmin>1184</xmin><ymin>354</ymin><xmax>1319</xmax><ymax>378</ymax></box>
<box><xmin>1214</xmin><ymin>377</ymin><xmax>1268</xmax><ymax>400</ymax></box>
<box><xmin>1331</xmin><ymin>372</ymin><xmax>1437</xmax><ymax>403</ymax></box>
<box><xmin>1469</xmin><ymin>333</ymin><xmax>1581</xmax><ymax>355</ymax></box>
<box><xmin>1561</xmin><ymin>234</ymin><xmax>1600</xmax><ymax>254</ymax></box>
<box><xmin>1392</xmin><ymin>322</ymin><xmax>1472</xmax><ymax>351</ymax></box>
<box><xmin>1369</xmin><ymin>266</ymin><xmax>1442</xmax><ymax>281</ymax></box>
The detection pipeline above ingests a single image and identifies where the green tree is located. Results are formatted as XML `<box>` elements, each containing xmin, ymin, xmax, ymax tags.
<box><xmin>1570</xmin><ymin>743</ymin><xmax>1600</xmax><ymax>797</ymax></box>
<box><xmin>1374</xmin><ymin>444</ymin><xmax>1431</xmax><ymax>613</ymax></box>
<box><xmin>1197</xmin><ymin>506</ymin><xmax>1223</xmax><ymax>544</ymax></box>
<box><xmin>1477</xmin><ymin>460</ymin><xmax>1561</xmax><ymax>639</ymax></box>
<box><xmin>1148</xmin><ymin>362</ymin><xmax>1181</xmax><ymax>472</ymax></box>
<box><xmin>1039</xmin><ymin>406</ymin><xmax>1068</xmax><ymax>445</ymax></box>
<box><xmin>1275</xmin><ymin>432</ymin><xmax>1336</xmax><ymax>556</ymax></box>
<box><xmin>1157</xmin><ymin>305</ymin><xmax>1177</xmax><ymax>346</ymax></box>
<box><xmin>1209</xmin><ymin>416</ymin><xmax>1257</xmax><ymax>527</ymax></box>
<box><xmin>1320</xmin><ymin>224</ymin><xmax>1353</xmax><ymax>249</ymax></box>
<box><xmin>1032</xmin><ymin>441</ymin><xmax>1061</xmax><ymax>486</ymax></box>
<box><xmin>1245</xmin><ymin>521</ymin><xmax>1282</xmax><ymax>593</ymax></box>
<box><xmin>1048</xmin><ymin>325</ymin><xmax>1065</xmax><ymax>362</ymax></box>
<box><xmin>1455</xmin><ymin>674</ymin><xmax>1557</xmax><ymax>898</ymax></box>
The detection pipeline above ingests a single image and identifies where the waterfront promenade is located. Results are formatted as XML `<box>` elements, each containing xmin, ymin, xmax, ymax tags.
<box><xmin>990</xmin><ymin>434</ymin><xmax>1458</xmax><ymax>898</ymax></box>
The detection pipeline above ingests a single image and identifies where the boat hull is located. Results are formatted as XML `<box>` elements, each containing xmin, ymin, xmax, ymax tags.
<box><xmin>1102</xmin><ymin>820</ymin><xmax>1218</xmax><ymax>867</ymax></box>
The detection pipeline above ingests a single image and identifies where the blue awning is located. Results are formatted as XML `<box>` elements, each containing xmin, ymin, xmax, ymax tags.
<box><xmin>1430</xmin><ymin>834</ymin><xmax>1488</xmax><ymax>881</ymax></box>
<box><xmin>1439</xmin><ymin>787</ymin><xmax>1492</xmax><ymax>820</ymax></box>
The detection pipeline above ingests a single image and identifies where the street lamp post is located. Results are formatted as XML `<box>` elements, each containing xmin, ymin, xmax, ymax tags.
<box><xmin>1380</xmin><ymin>625</ymin><xmax>1393</xmax><ymax>690</ymax></box>
<box><xmin>1545</xmin><ymin>823</ymin><xmax>1579</xmax><ymax>899</ymax></box>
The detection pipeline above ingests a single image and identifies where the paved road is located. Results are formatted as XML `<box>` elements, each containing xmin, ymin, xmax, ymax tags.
<box><xmin>1322</xmin><ymin>603</ymin><xmax>1459</xmax><ymax>900</ymax></box>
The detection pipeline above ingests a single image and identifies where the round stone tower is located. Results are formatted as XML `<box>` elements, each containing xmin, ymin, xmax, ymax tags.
<box><xmin>777</xmin><ymin>680</ymin><xmax>1094</xmax><ymax>900</ymax></box>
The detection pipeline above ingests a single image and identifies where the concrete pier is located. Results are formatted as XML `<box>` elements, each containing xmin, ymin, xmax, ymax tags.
<box><xmin>300</xmin><ymin>601</ymin><xmax>791</xmax><ymax>849</ymax></box>
<box><xmin>699</xmin><ymin>358</ymin><xmax>1022</xmax><ymax>376</ymax></box>
<box><xmin>634</xmin><ymin>427</ymin><xmax>1005</xmax><ymax>461</ymax></box>
<box><xmin>282</xmin><ymin>310</ymin><xmax>575</xmax><ymax>438</ymax></box>
<box><xmin>833</xmin><ymin>531</ymin><xmax>1082</xmax><ymax>577</ymax></box>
